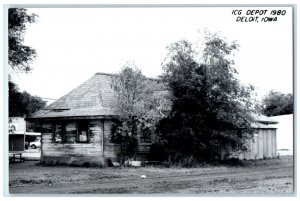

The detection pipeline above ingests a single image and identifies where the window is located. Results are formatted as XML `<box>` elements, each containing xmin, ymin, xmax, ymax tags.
<box><xmin>77</xmin><ymin>121</ymin><xmax>89</xmax><ymax>143</ymax></box>
<box><xmin>52</xmin><ymin>121</ymin><xmax>90</xmax><ymax>144</ymax></box>
<box><xmin>65</xmin><ymin>122</ymin><xmax>77</xmax><ymax>143</ymax></box>
<box><xmin>53</xmin><ymin>123</ymin><xmax>65</xmax><ymax>143</ymax></box>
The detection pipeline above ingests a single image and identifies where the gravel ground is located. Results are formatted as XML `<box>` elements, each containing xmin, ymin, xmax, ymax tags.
<box><xmin>9</xmin><ymin>155</ymin><xmax>294</xmax><ymax>195</ymax></box>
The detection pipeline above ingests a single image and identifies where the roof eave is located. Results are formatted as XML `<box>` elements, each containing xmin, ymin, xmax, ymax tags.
<box><xmin>26</xmin><ymin>115</ymin><xmax>118</xmax><ymax>121</ymax></box>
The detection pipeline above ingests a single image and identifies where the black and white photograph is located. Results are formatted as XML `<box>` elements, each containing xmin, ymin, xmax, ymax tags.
<box><xmin>4</xmin><ymin>3</ymin><xmax>295</xmax><ymax>196</ymax></box>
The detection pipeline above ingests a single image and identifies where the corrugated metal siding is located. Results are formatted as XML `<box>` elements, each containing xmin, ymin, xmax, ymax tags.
<box><xmin>237</xmin><ymin>129</ymin><xmax>277</xmax><ymax>160</ymax></box>
<box><xmin>258</xmin><ymin>131</ymin><xmax>263</xmax><ymax>159</ymax></box>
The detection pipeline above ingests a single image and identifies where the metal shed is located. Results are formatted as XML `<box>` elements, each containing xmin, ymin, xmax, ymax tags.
<box><xmin>237</xmin><ymin>114</ymin><xmax>278</xmax><ymax>160</ymax></box>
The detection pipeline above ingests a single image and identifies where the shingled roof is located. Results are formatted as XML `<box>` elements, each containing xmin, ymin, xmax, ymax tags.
<box><xmin>29</xmin><ymin>73</ymin><xmax>166</xmax><ymax>119</ymax></box>
<box><xmin>28</xmin><ymin>72</ymin><xmax>279</xmax><ymax>128</ymax></box>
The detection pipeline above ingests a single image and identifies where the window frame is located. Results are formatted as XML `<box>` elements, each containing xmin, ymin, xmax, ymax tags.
<box><xmin>51</xmin><ymin>120</ymin><xmax>91</xmax><ymax>144</ymax></box>
<box><xmin>76</xmin><ymin>120</ymin><xmax>90</xmax><ymax>143</ymax></box>
<box><xmin>52</xmin><ymin>122</ymin><xmax>66</xmax><ymax>144</ymax></box>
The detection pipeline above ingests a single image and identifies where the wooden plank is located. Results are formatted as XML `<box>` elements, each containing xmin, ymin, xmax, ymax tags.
<box><xmin>42</xmin><ymin>123</ymin><xmax>53</xmax><ymax>133</ymax></box>
<box><xmin>40</xmin><ymin>119</ymin><xmax>108</xmax><ymax>163</ymax></box>
<box><xmin>104</xmin><ymin>121</ymin><xmax>112</xmax><ymax>142</ymax></box>
<box><xmin>65</xmin><ymin>122</ymin><xmax>76</xmax><ymax>131</ymax></box>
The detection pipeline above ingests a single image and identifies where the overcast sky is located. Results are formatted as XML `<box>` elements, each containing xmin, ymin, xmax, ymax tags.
<box><xmin>10</xmin><ymin>7</ymin><xmax>293</xmax><ymax>104</ymax></box>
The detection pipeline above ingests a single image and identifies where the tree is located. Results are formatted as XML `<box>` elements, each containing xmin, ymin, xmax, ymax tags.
<box><xmin>9</xmin><ymin>82</ymin><xmax>46</xmax><ymax>134</ymax></box>
<box><xmin>157</xmin><ymin>33</ymin><xmax>257</xmax><ymax>163</ymax></box>
<box><xmin>111</xmin><ymin>63</ymin><xmax>146</xmax><ymax>161</ymax></box>
<box><xmin>9</xmin><ymin>81</ymin><xmax>46</xmax><ymax>117</ymax></box>
<box><xmin>262</xmin><ymin>90</ymin><xmax>293</xmax><ymax>116</ymax></box>
<box><xmin>8</xmin><ymin>8</ymin><xmax>45</xmax><ymax>119</ymax></box>
<box><xmin>111</xmin><ymin>62</ymin><xmax>169</xmax><ymax>163</ymax></box>
<box><xmin>9</xmin><ymin>8</ymin><xmax>37</xmax><ymax>73</ymax></box>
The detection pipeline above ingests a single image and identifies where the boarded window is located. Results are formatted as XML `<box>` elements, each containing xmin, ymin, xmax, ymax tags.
<box><xmin>77</xmin><ymin>121</ymin><xmax>89</xmax><ymax>143</ymax></box>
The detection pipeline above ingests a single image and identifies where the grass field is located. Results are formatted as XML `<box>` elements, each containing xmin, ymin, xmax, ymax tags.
<box><xmin>9</xmin><ymin>155</ymin><xmax>294</xmax><ymax>194</ymax></box>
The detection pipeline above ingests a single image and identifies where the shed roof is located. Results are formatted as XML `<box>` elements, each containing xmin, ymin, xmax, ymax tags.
<box><xmin>29</xmin><ymin>73</ymin><xmax>166</xmax><ymax>119</ymax></box>
<box><xmin>252</xmin><ymin>113</ymin><xmax>278</xmax><ymax>124</ymax></box>
<box><xmin>250</xmin><ymin>114</ymin><xmax>278</xmax><ymax>129</ymax></box>
<box><xmin>251</xmin><ymin>122</ymin><xmax>278</xmax><ymax>129</ymax></box>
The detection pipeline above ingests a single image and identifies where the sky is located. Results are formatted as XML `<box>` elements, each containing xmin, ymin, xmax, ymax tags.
<box><xmin>10</xmin><ymin>6</ymin><xmax>293</xmax><ymax>105</ymax></box>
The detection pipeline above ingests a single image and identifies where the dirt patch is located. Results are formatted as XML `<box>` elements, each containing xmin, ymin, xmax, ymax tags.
<box><xmin>9</xmin><ymin>155</ymin><xmax>294</xmax><ymax>194</ymax></box>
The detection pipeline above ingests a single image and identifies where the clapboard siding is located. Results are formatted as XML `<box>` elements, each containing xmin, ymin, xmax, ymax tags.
<box><xmin>103</xmin><ymin>121</ymin><xmax>121</xmax><ymax>159</ymax></box>
<box><xmin>104</xmin><ymin>144</ymin><xmax>121</xmax><ymax>158</ymax></box>
<box><xmin>40</xmin><ymin>119</ymin><xmax>124</xmax><ymax>165</ymax></box>
<box><xmin>41</xmin><ymin>119</ymin><xmax>277</xmax><ymax>165</ymax></box>
<box><xmin>103</xmin><ymin>120</ymin><xmax>112</xmax><ymax>143</ymax></box>
<box><xmin>41</xmin><ymin>120</ymin><xmax>106</xmax><ymax>166</ymax></box>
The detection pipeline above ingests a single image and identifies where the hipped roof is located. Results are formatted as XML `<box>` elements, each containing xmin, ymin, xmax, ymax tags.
<box><xmin>28</xmin><ymin>72</ymin><xmax>279</xmax><ymax>128</ymax></box>
<box><xmin>29</xmin><ymin>73</ymin><xmax>165</xmax><ymax>119</ymax></box>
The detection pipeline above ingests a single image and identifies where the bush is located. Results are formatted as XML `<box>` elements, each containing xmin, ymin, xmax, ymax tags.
<box><xmin>220</xmin><ymin>158</ymin><xmax>244</xmax><ymax>166</ymax></box>
<box><xmin>163</xmin><ymin>153</ymin><xmax>203</xmax><ymax>168</ymax></box>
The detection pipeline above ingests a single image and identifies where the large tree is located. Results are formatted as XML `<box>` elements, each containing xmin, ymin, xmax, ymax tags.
<box><xmin>111</xmin><ymin>62</ymin><xmax>170</xmax><ymax>162</ymax></box>
<box><xmin>110</xmin><ymin>63</ymin><xmax>150</xmax><ymax>162</ymax></box>
<box><xmin>8</xmin><ymin>8</ymin><xmax>45</xmax><ymax>117</ymax></box>
<box><xmin>8</xmin><ymin>8</ymin><xmax>46</xmax><ymax>126</ymax></box>
<box><xmin>157</xmin><ymin>33</ymin><xmax>257</xmax><ymax>163</ymax></box>
<box><xmin>9</xmin><ymin>8</ymin><xmax>37</xmax><ymax>73</ymax></box>
<box><xmin>261</xmin><ymin>90</ymin><xmax>293</xmax><ymax>116</ymax></box>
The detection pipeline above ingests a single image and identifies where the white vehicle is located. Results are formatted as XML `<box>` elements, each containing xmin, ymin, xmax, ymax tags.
<box><xmin>29</xmin><ymin>139</ymin><xmax>41</xmax><ymax>149</ymax></box>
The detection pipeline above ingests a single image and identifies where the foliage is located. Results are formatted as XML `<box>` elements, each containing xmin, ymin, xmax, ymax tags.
<box><xmin>111</xmin><ymin>62</ymin><xmax>148</xmax><ymax>120</ymax></box>
<box><xmin>157</xmin><ymin>32</ymin><xmax>257</xmax><ymax>162</ymax></box>
<box><xmin>111</xmin><ymin>63</ymin><xmax>149</xmax><ymax>161</ymax></box>
<box><xmin>26</xmin><ymin>121</ymin><xmax>42</xmax><ymax>132</ymax></box>
<box><xmin>8</xmin><ymin>9</ymin><xmax>45</xmax><ymax>122</ymax></box>
<box><xmin>9</xmin><ymin>8</ymin><xmax>38</xmax><ymax>73</ymax></box>
<box><xmin>9</xmin><ymin>81</ymin><xmax>47</xmax><ymax>117</ymax></box>
<box><xmin>8</xmin><ymin>118</ymin><xmax>16</xmax><ymax>134</ymax></box>
<box><xmin>111</xmin><ymin>62</ymin><xmax>170</xmax><ymax>162</ymax></box>
<box><xmin>261</xmin><ymin>90</ymin><xmax>293</xmax><ymax>116</ymax></box>
<box><xmin>138</xmin><ymin>116</ymin><xmax>154</xmax><ymax>143</ymax></box>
